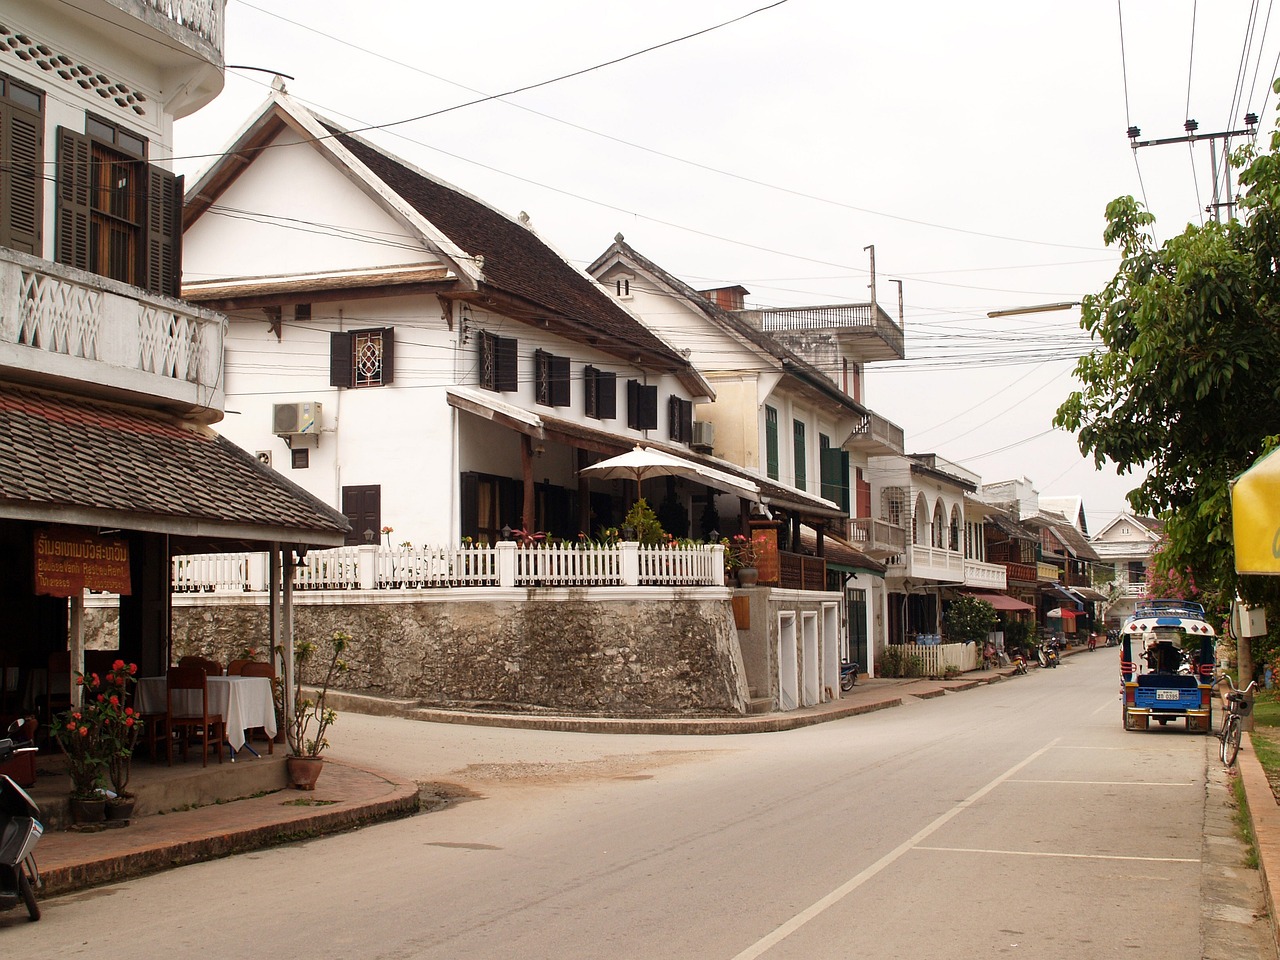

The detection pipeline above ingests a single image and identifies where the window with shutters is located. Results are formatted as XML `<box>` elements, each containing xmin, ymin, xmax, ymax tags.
<box><xmin>533</xmin><ymin>349</ymin><xmax>570</xmax><ymax>407</ymax></box>
<box><xmin>0</xmin><ymin>73</ymin><xmax>43</xmax><ymax>256</ymax></box>
<box><xmin>583</xmin><ymin>365</ymin><xmax>617</xmax><ymax>420</ymax></box>
<box><xmin>819</xmin><ymin>434</ymin><xmax>850</xmax><ymax>512</ymax></box>
<box><xmin>54</xmin><ymin>117</ymin><xmax>182</xmax><ymax>297</ymax></box>
<box><xmin>626</xmin><ymin>379</ymin><xmax>658</xmax><ymax>431</ymax></box>
<box><xmin>329</xmin><ymin>328</ymin><xmax>395</xmax><ymax>388</ymax></box>
<box><xmin>341</xmin><ymin>485</ymin><xmax>381</xmax><ymax>547</ymax></box>
<box><xmin>793</xmin><ymin>419</ymin><xmax>807</xmax><ymax>491</ymax></box>
<box><xmin>765</xmin><ymin>405</ymin><xmax>779</xmax><ymax>480</ymax></box>
<box><xmin>478</xmin><ymin>330</ymin><xmax>518</xmax><ymax>393</ymax></box>
<box><xmin>668</xmin><ymin>396</ymin><xmax>693</xmax><ymax>443</ymax></box>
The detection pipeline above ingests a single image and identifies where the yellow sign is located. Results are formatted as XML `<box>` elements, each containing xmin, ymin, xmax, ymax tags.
<box><xmin>1232</xmin><ymin>448</ymin><xmax>1280</xmax><ymax>574</ymax></box>
<box><xmin>34</xmin><ymin>526</ymin><xmax>132</xmax><ymax>597</ymax></box>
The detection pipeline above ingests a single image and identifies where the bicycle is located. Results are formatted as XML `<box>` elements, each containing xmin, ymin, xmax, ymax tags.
<box><xmin>1216</xmin><ymin>675</ymin><xmax>1258</xmax><ymax>766</ymax></box>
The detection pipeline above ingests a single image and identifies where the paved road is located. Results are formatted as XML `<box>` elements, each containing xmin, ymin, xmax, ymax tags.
<box><xmin>17</xmin><ymin>650</ymin><xmax>1266</xmax><ymax>959</ymax></box>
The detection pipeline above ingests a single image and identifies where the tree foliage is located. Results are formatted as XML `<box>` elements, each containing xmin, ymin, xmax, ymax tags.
<box><xmin>1054</xmin><ymin>102</ymin><xmax>1280</xmax><ymax>623</ymax></box>
<box><xmin>943</xmin><ymin>595</ymin><xmax>998</xmax><ymax>646</ymax></box>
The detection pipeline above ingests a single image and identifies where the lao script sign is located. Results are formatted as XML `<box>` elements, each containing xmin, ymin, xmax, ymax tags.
<box><xmin>34</xmin><ymin>526</ymin><xmax>131</xmax><ymax>597</ymax></box>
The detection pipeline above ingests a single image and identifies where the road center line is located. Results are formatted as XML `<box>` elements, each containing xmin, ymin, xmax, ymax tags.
<box><xmin>727</xmin><ymin>738</ymin><xmax>1061</xmax><ymax>960</ymax></box>
<box><xmin>914</xmin><ymin>845</ymin><xmax>1198</xmax><ymax>863</ymax></box>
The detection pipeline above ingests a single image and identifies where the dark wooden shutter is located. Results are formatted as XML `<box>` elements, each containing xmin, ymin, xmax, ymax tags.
<box><xmin>793</xmin><ymin>420</ymin><xmax>807</xmax><ymax>490</ymax></box>
<box><xmin>55</xmin><ymin>127</ymin><xmax>92</xmax><ymax>272</ymax></box>
<box><xmin>765</xmin><ymin>406</ymin><xmax>779</xmax><ymax>480</ymax></box>
<box><xmin>668</xmin><ymin>396</ymin><xmax>681</xmax><ymax>440</ymax></box>
<box><xmin>628</xmin><ymin>381</ymin><xmax>657</xmax><ymax>430</ymax></box>
<box><xmin>496</xmin><ymin>335</ymin><xmax>518</xmax><ymax>392</ymax></box>
<box><xmin>627</xmin><ymin>380</ymin><xmax>641</xmax><ymax>429</ymax></box>
<box><xmin>341</xmin><ymin>485</ymin><xmax>381</xmax><ymax>546</ymax></box>
<box><xmin>821</xmin><ymin>443</ymin><xmax>849</xmax><ymax>512</ymax></box>
<box><xmin>379</xmin><ymin>328</ymin><xmax>394</xmax><ymax>385</ymax></box>
<box><xmin>597</xmin><ymin>370</ymin><xmax>616</xmax><ymax>419</ymax></box>
<box><xmin>584</xmin><ymin>365</ymin><xmax>599</xmax><ymax>417</ymax></box>
<box><xmin>550</xmin><ymin>354</ymin><xmax>570</xmax><ymax>407</ymax></box>
<box><xmin>0</xmin><ymin>100</ymin><xmax>42</xmax><ymax>254</ymax></box>
<box><xmin>534</xmin><ymin>349</ymin><xmax>551</xmax><ymax>406</ymax></box>
<box><xmin>144</xmin><ymin>164</ymin><xmax>182</xmax><ymax>297</ymax></box>
<box><xmin>668</xmin><ymin>397</ymin><xmax>692</xmax><ymax>442</ymax></box>
<box><xmin>460</xmin><ymin>473</ymin><xmax>480</xmax><ymax>541</ymax></box>
<box><xmin>330</xmin><ymin>331</ymin><xmax>353</xmax><ymax>387</ymax></box>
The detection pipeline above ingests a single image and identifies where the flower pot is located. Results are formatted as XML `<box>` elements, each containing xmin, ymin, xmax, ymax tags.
<box><xmin>70</xmin><ymin>797</ymin><xmax>106</xmax><ymax>823</ymax></box>
<box><xmin>736</xmin><ymin>566</ymin><xmax>759</xmax><ymax>587</ymax></box>
<box><xmin>286</xmin><ymin>755</ymin><xmax>325</xmax><ymax>791</ymax></box>
<box><xmin>105</xmin><ymin>795</ymin><xmax>136</xmax><ymax>821</ymax></box>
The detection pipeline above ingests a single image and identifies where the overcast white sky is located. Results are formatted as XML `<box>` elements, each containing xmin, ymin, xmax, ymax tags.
<box><xmin>173</xmin><ymin>1</ymin><xmax>1280</xmax><ymax>532</ymax></box>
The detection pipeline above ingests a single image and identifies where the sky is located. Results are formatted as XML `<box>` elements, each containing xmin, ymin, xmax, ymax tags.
<box><xmin>171</xmin><ymin>1</ymin><xmax>1280</xmax><ymax>533</ymax></box>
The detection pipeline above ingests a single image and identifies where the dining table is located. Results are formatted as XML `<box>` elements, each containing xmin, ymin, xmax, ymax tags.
<box><xmin>136</xmin><ymin>674</ymin><xmax>277</xmax><ymax>755</ymax></box>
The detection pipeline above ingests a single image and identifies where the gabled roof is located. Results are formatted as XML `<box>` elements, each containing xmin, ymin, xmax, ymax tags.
<box><xmin>184</xmin><ymin>94</ymin><xmax>708</xmax><ymax>395</ymax></box>
<box><xmin>1024</xmin><ymin>512</ymin><xmax>1102</xmax><ymax>562</ymax></box>
<box><xmin>1093</xmin><ymin>512</ymin><xmax>1164</xmax><ymax>542</ymax></box>
<box><xmin>1040</xmin><ymin>495</ymin><xmax>1087</xmax><ymax>535</ymax></box>
<box><xmin>588</xmin><ymin>236</ymin><xmax>871</xmax><ymax>421</ymax></box>
<box><xmin>0</xmin><ymin>383</ymin><xmax>349</xmax><ymax>550</ymax></box>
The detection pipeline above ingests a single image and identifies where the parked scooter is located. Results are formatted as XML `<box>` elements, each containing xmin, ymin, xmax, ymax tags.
<box><xmin>1038</xmin><ymin>641</ymin><xmax>1060</xmax><ymax>669</ymax></box>
<box><xmin>839</xmin><ymin>660</ymin><xmax>859</xmax><ymax>691</ymax></box>
<box><xmin>0</xmin><ymin>719</ymin><xmax>42</xmax><ymax>922</ymax></box>
<box><xmin>1011</xmin><ymin>654</ymin><xmax>1029</xmax><ymax>676</ymax></box>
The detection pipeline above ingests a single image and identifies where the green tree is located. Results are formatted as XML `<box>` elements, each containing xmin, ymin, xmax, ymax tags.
<box><xmin>1054</xmin><ymin>101</ymin><xmax>1280</xmax><ymax>673</ymax></box>
<box><xmin>943</xmin><ymin>595</ymin><xmax>997</xmax><ymax>646</ymax></box>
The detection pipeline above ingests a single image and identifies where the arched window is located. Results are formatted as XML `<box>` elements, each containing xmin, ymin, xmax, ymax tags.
<box><xmin>914</xmin><ymin>494</ymin><xmax>931</xmax><ymax>546</ymax></box>
<box><xmin>950</xmin><ymin>505</ymin><xmax>961</xmax><ymax>552</ymax></box>
<box><xmin>932</xmin><ymin>500</ymin><xmax>946</xmax><ymax>548</ymax></box>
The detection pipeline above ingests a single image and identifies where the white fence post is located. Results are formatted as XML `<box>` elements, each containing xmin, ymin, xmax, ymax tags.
<box><xmin>620</xmin><ymin>542</ymin><xmax>640</xmax><ymax>586</ymax></box>
<box><xmin>358</xmin><ymin>544</ymin><xmax>377</xmax><ymax>590</ymax></box>
<box><xmin>497</xmin><ymin>541</ymin><xmax>517</xmax><ymax>587</ymax></box>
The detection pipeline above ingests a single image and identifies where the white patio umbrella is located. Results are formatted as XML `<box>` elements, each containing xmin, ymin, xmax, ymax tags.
<box><xmin>578</xmin><ymin>446</ymin><xmax>759</xmax><ymax>500</ymax></box>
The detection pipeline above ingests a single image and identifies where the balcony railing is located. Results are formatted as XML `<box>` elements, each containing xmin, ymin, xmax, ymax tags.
<box><xmin>0</xmin><ymin>249</ymin><xmax>225</xmax><ymax>417</ymax></box>
<box><xmin>776</xmin><ymin>551</ymin><xmax>828</xmax><ymax>591</ymax></box>
<box><xmin>1063</xmin><ymin>569</ymin><xmax>1094</xmax><ymax>588</ymax></box>
<box><xmin>849</xmin><ymin>517</ymin><xmax>906</xmax><ymax>556</ymax></box>
<box><xmin>964</xmin><ymin>558</ymin><xmax>1007</xmax><ymax>590</ymax></box>
<box><xmin>1037</xmin><ymin>562</ymin><xmax>1061</xmax><ymax>582</ymax></box>
<box><xmin>136</xmin><ymin>0</ymin><xmax>225</xmax><ymax>52</ymax></box>
<box><xmin>886</xmin><ymin>543</ymin><xmax>966</xmax><ymax>582</ymax></box>
<box><xmin>745</xmin><ymin>302</ymin><xmax>905</xmax><ymax>361</ymax></box>
<box><xmin>846</xmin><ymin>411</ymin><xmax>905</xmax><ymax>455</ymax></box>
<box><xmin>1003</xmin><ymin>561</ymin><xmax>1038</xmax><ymax>583</ymax></box>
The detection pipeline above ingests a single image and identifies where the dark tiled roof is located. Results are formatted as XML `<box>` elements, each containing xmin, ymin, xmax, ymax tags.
<box><xmin>0</xmin><ymin>384</ymin><xmax>349</xmax><ymax>544</ymax></box>
<box><xmin>987</xmin><ymin>512</ymin><xmax>1037</xmax><ymax>542</ymax></box>
<box><xmin>327</xmin><ymin>127</ymin><xmax>689</xmax><ymax>372</ymax></box>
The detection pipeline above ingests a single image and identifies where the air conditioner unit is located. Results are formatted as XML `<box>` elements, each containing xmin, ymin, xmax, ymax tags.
<box><xmin>272</xmin><ymin>401</ymin><xmax>322</xmax><ymax>436</ymax></box>
<box><xmin>690</xmin><ymin>420</ymin><xmax>714</xmax><ymax>450</ymax></box>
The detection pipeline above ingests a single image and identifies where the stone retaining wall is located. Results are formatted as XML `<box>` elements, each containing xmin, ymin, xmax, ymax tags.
<box><xmin>88</xmin><ymin>595</ymin><xmax>749</xmax><ymax>715</ymax></box>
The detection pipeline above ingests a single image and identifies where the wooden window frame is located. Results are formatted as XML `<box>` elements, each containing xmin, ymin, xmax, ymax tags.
<box><xmin>626</xmin><ymin>379</ymin><xmax>658</xmax><ymax>431</ymax></box>
<box><xmin>793</xmin><ymin>418</ymin><xmax>806</xmax><ymax>491</ymax></box>
<box><xmin>0</xmin><ymin>72</ymin><xmax>43</xmax><ymax>256</ymax></box>
<box><xmin>534</xmin><ymin>349</ymin><xmax>571</xmax><ymax>407</ymax></box>
<box><xmin>765</xmin><ymin>405</ymin><xmax>779</xmax><ymax>480</ymax></box>
<box><xmin>668</xmin><ymin>396</ymin><xmax>693</xmax><ymax>443</ymax></box>
<box><xmin>584</xmin><ymin>366</ymin><xmax>617</xmax><ymax>420</ymax></box>
<box><xmin>479</xmin><ymin>331</ymin><xmax>518</xmax><ymax>393</ymax></box>
<box><xmin>330</xmin><ymin>327</ymin><xmax>395</xmax><ymax>388</ymax></box>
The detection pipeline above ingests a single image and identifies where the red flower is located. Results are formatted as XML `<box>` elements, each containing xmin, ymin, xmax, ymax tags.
<box><xmin>76</xmin><ymin>676</ymin><xmax>84</xmax><ymax>686</ymax></box>
<box><xmin>113</xmin><ymin>659</ymin><xmax>125</xmax><ymax>670</ymax></box>
<box><xmin>124</xmin><ymin>707</ymin><xmax>134</xmax><ymax>717</ymax></box>
<box><xmin>65</xmin><ymin>722</ymin><xmax>75</xmax><ymax>731</ymax></box>
<box><xmin>124</xmin><ymin>717</ymin><xmax>135</xmax><ymax>727</ymax></box>
<box><xmin>109</xmin><ymin>695</ymin><xmax>119</xmax><ymax>706</ymax></box>
<box><xmin>78</xmin><ymin>726</ymin><xmax>88</xmax><ymax>736</ymax></box>
<box><xmin>129</xmin><ymin>663</ymin><xmax>137</xmax><ymax>675</ymax></box>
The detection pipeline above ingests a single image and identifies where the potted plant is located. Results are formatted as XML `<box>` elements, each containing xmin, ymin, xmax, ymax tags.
<box><xmin>728</xmin><ymin>534</ymin><xmax>759</xmax><ymax>586</ymax></box>
<box><xmin>285</xmin><ymin>629</ymin><xmax>350</xmax><ymax>790</ymax></box>
<box><xmin>52</xmin><ymin>689</ymin><xmax>109</xmax><ymax>823</ymax></box>
<box><xmin>96</xmin><ymin>660</ymin><xmax>140</xmax><ymax>820</ymax></box>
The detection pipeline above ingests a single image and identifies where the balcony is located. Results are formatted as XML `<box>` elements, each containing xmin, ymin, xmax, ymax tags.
<box><xmin>964</xmin><ymin>558</ymin><xmax>1007</xmax><ymax>590</ymax></box>
<box><xmin>848</xmin><ymin>517</ymin><xmax>907</xmax><ymax>558</ymax></box>
<box><xmin>1003</xmin><ymin>561</ymin><xmax>1038</xmax><ymax>583</ymax></box>
<box><xmin>53</xmin><ymin>1</ymin><xmax>225</xmax><ymax>116</ymax></box>
<box><xmin>845</xmin><ymin>411</ymin><xmax>905</xmax><ymax>455</ymax></box>
<box><xmin>0</xmin><ymin>249</ymin><xmax>226</xmax><ymax>420</ymax></box>
<box><xmin>886</xmin><ymin>543</ymin><xmax>965</xmax><ymax>582</ymax></box>
<box><xmin>739</xmin><ymin>302</ymin><xmax>905</xmax><ymax>362</ymax></box>
<box><xmin>1037</xmin><ymin>562</ymin><xmax>1061</xmax><ymax>582</ymax></box>
<box><xmin>1063</xmin><ymin>569</ymin><xmax>1094</xmax><ymax>588</ymax></box>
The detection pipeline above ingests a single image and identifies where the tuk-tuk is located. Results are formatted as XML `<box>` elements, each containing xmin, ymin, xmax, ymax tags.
<box><xmin>1120</xmin><ymin>599</ymin><xmax>1216</xmax><ymax>733</ymax></box>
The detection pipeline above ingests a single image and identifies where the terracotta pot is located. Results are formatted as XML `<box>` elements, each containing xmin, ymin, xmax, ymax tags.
<box><xmin>286</xmin><ymin>755</ymin><xmax>325</xmax><ymax>791</ymax></box>
<box><xmin>106</xmin><ymin>796</ymin><xmax>136</xmax><ymax>821</ymax></box>
<box><xmin>736</xmin><ymin>566</ymin><xmax>759</xmax><ymax>587</ymax></box>
<box><xmin>70</xmin><ymin>797</ymin><xmax>106</xmax><ymax>823</ymax></box>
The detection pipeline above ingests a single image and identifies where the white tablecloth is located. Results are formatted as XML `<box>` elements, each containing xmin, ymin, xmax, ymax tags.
<box><xmin>136</xmin><ymin>676</ymin><xmax>277</xmax><ymax>753</ymax></box>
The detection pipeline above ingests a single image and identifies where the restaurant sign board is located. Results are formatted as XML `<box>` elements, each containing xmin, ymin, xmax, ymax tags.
<box><xmin>34</xmin><ymin>526</ymin><xmax>131</xmax><ymax>597</ymax></box>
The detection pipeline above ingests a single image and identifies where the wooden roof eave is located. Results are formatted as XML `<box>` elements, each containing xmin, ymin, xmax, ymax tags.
<box><xmin>184</xmin><ymin>275</ymin><xmax>461</xmax><ymax>312</ymax></box>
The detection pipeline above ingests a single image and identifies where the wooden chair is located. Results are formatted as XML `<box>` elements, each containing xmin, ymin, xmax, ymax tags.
<box><xmin>166</xmin><ymin>666</ymin><xmax>226</xmax><ymax>767</ymax></box>
<box><xmin>226</xmin><ymin>658</ymin><xmax>252</xmax><ymax>677</ymax></box>
<box><xmin>178</xmin><ymin>655</ymin><xmax>223</xmax><ymax>677</ymax></box>
<box><xmin>238</xmin><ymin>661</ymin><xmax>276</xmax><ymax>754</ymax></box>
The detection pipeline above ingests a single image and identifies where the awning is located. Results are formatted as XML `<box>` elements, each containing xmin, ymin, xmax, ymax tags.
<box><xmin>961</xmin><ymin>591</ymin><xmax>1035</xmax><ymax>612</ymax></box>
<box><xmin>1232</xmin><ymin>447</ymin><xmax>1280</xmax><ymax>574</ymax></box>
<box><xmin>798</xmin><ymin>526</ymin><xmax>886</xmax><ymax>576</ymax></box>
<box><xmin>446</xmin><ymin>386</ymin><xmax>544</xmax><ymax>438</ymax></box>
<box><xmin>1070</xmin><ymin>585</ymin><xmax>1109</xmax><ymax>602</ymax></box>
<box><xmin>0</xmin><ymin>383</ymin><xmax>350</xmax><ymax>550</ymax></box>
<box><xmin>1047</xmin><ymin>585</ymin><xmax>1084</xmax><ymax>610</ymax></box>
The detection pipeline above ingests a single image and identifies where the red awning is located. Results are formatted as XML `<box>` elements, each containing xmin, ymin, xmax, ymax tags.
<box><xmin>961</xmin><ymin>592</ymin><xmax>1036</xmax><ymax>613</ymax></box>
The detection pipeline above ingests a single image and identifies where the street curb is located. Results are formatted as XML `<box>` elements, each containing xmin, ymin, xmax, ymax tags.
<box><xmin>1240</xmin><ymin>733</ymin><xmax>1280</xmax><ymax>950</ymax></box>
<box><xmin>37</xmin><ymin>761</ymin><xmax>421</xmax><ymax>897</ymax></box>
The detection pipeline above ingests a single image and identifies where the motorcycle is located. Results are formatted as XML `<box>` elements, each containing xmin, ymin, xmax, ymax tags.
<box><xmin>1011</xmin><ymin>655</ymin><xmax>1029</xmax><ymax>676</ymax></box>
<box><xmin>1038</xmin><ymin>641</ymin><xmax>1060</xmax><ymax>669</ymax></box>
<box><xmin>839</xmin><ymin>660</ymin><xmax>859</xmax><ymax>691</ymax></box>
<box><xmin>0</xmin><ymin>719</ymin><xmax>42</xmax><ymax>922</ymax></box>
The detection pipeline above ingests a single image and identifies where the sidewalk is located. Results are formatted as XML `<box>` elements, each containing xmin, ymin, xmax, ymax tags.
<box><xmin>1237</xmin><ymin>733</ymin><xmax>1280</xmax><ymax>950</ymax></box>
<box><xmin>28</xmin><ymin>664</ymin><xmax>1022</xmax><ymax>897</ymax></box>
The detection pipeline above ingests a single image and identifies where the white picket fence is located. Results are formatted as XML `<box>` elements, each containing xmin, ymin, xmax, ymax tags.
<box><xmin>171</xmin><ymin>541</ymin><xmax>725</xmax><ymax>593</ymax></box>
<box><xmin>899</xmin><ymin>641</ymin><xmax>979</xmax><ymax>677</ymax></box>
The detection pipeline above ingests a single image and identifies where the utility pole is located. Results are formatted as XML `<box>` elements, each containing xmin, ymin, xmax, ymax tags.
<box><xmin>864</xmin><ymin>244</ymin><xmax>876</xmax><ymax>308</ymax></box>
<box><xmin>1128</xmin><ymin>114</ymin><xmax>1259</xmax><ymax>221</ymax></box>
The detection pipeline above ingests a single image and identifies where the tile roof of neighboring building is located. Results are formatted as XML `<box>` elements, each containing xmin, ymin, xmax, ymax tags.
<box><xmin>324</xmin><ymin>126</ymin><xmax>694</xmax><ymax>378</ymax></box>
<box><xmin>1026</xmin><ymin>512</ymin><xmax>1102</xmax><ymax>562</ymax></box>
<box><xmin>797</xmin><ymin>525</ymin><xmax>886</xmax><ymax>575</ymax></box>
<box><xmin>0</xmin><ymin>383</ymin><xmax>349</xmax><ymax>549</ymax></box>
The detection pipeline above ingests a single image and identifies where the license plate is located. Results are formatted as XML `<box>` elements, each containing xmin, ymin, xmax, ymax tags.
<box><xmin>1156</xmin><ymin>689</ymin><xmax>1180</xmax><ymax>701</ymax></box>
